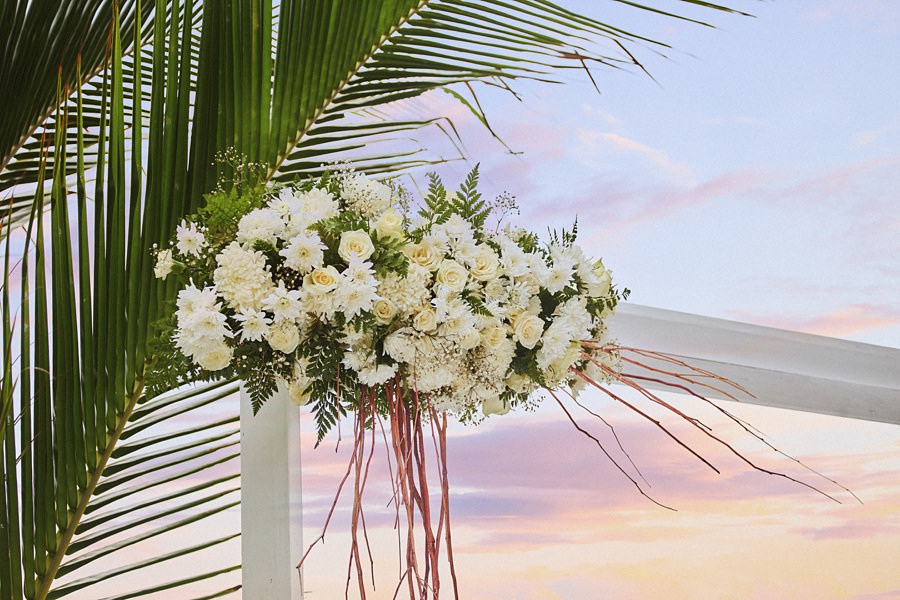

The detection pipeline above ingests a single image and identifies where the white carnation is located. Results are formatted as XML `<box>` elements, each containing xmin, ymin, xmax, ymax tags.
<box><xmin>154</xmin><ymin>249</ymin><xmax>174</xmax><ymax>279</ymax></box>
<box><xmin>236</xmin><ymin>208</ymin><xmax>285</xmax><ymax>245</ymax></box>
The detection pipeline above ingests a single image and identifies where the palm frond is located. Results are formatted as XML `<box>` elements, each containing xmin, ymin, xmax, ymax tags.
<box><xmin>0</xmin><ymin>1</ymin><xmax>746</xmax><ymax>598</ymax></box>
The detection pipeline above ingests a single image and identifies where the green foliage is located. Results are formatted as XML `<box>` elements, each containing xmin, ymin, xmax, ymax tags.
<box><xmin>199</xmin><ymin>184</ymin><xmax>268</xmax><ymax>248</ymax></box>
<box><xmin>144</xmin><ymin>315</ymin><xmax>202</xmax><ymax>398</ymax></box>
<box><xmin>416</xmin><ymin>166</ymin><xmax>491</xmax><ymax>233</ymax></box>
<box><xmin>298</xmin><ymin>321</ymin><xmax>351</xmax><ymax>445</ymax></box>
<box><xmin>313</xmin><ymin>210</ymin><xmax>369</xmax><ymax>249</ymax></box>
<box><xmin>450</xmin><ymin>165</ymin><xmax>490</xmax><ymax>230</ymax></box>
<box><xmin>461</xmin><ymin>290</ymin><xmax>493</xmax><ymax>317</ymax></box>
<box><xmin>233</xmin><ymin>342</ymin><xmax>293</xmax><ymax>414</ymax></box>
<box><xmin>369</xmin><ymin>231</ymin><xmax>408</xmax><ymax>277</ymax></box>
<box><xmin>418</xmin><ymin>172</ymin><xmax>451</xmax><ymax>226</ymax></box>
<box><xmin>547</xmin><ymin>218</ymin><xmax>579</xmax><ymax>248</ymax></box>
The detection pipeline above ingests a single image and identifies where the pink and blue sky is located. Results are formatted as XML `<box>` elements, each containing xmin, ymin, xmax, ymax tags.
<box><xmin>295</xmin><ymin>2</ymin><xmax>900</xmax><ymax>598</ymax></box>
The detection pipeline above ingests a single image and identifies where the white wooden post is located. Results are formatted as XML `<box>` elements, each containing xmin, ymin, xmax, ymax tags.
<box><xmin>241</xmin><ymin>386</ymin><xmax>305</xmax><ymax>598</ymax></box>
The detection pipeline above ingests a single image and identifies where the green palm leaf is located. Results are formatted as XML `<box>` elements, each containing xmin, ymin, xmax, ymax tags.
<box><xmin>1</xmin><ymin>1</ymin><xmax>744</xmax><ymax>598</ymax></box>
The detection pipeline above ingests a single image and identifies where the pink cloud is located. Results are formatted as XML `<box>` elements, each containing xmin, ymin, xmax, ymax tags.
<box><xmin>730</xmin><ymin>304</ymin><xmax>900</xmax><ymax>338</ymax></box>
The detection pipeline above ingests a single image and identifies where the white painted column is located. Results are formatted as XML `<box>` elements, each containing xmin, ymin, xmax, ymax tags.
<box><xmin>241</xmin><ymin>386</ymin><xmax>305</xmax><ymax>598</ymax></box>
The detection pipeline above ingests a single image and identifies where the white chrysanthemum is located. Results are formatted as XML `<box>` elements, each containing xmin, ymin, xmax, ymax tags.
<box><xmin>263</xmin><ymin>282</ymin><xmax>304</xmax><ymax>323</ymax></box>
<box><xmin>233</xmin><ymin>307</ymin><xmax>271</xmax><ymax>342</ymax></box>
<box><xmin>213</xmin><ymin>242</ymin><xmax>276</xmax><ymax>310</ymax></box>
<box><xmin>543</xmin><ymin>262</ymin><xmax>573</xmax><ymax>294</ymax></box>
<box><xmin>358</xmin><ymin>362</ymin><xmax>397</xmax><ymax>387</ymax></box>
<box><xmin>526</xmin><ymin>253</ymin><xmax>551</xmax><ymax>289</ymax></box>
<box><xmin>267</xmin><ymin>187</ymin><xmax>303</xmax><ymax>217</ymax></box>
<box><xmin>341</xmin><ymin>349</ymin><xmax>369</xmax><ymax>373</ymax></box>
<box><xmin>377</xmin><ymin>265</ymin><xmax>431</xmax><ymax>317</ymax></box>
<box><xmin>548</xmin><ymin>243</ymin><xmax>578</xmax><ymax>272</ymax></box>
<box><xmin>301</xmin><ymin>187</ymin><xmax>339</xmax><ymax>219</ymax></box>
<box><xmin>383</xmin><ymin>328</ymin><xmax>417</xmax><ymax>364</ymax></box>
<box><xmin>154</xmin><ymin>249</ymin><xmax>174</xmax><ymax>279</ymax></box>
<box><xmin>497</xmin><ymin>235</ymin><xmax>529</xmax><ymax>277</ymax></box>
<box><xmin>236</xmin><ymin>208</ymin><xmax>285</xmax><ymax>244</ymax></box>
<box><xmin>300</xmin><ymin>288</ymin><xmax>338</xmax><ymax>320</ymax></box>
<box><xmin>505</xmin><ymin>279</ymin><xmax>533</xmax><ymax>312</ymax></box>
<box><xmin>174</xmin><ymin>284</ymin><xmax>232</xmax><ymax>363</ymax></box>
<box><xmin>175</xmin><ymin>220</ymin><xmax>207</xmax><ymax>258</ymax></box>
<box><xmin>341</xmin><ymin>174</ymin><xmax>392</xmax><ymax>218</ymax></box>
<box><xmin>440</xmin><ymin>213</ymin><xmax>472</xmax><ymax>239</ymax></box>
<box><xmin>183</xmin><ymin>309</ymin><xmax>231</xmax><ymax>340</ymax></box>
<box><xmin>176</xmin><ymin>282</ymin><xmax>219</xmax><ymax>314</ymax></box>
<box><xmin>280</xmin><ymin>232</ymin><xmax>326</xmax><ymax>274</ymax></box>
<box><xmin>337</xmin><ymin>280</ymin><xmax>380</xmax><ymax>319</ymax></box>
<box><xmin>422</xmin><ymin>231</ymin><xmax>450</xmax><ymax>254</ymax></box>
<box><xmin>449</xmin><ymin>235</ymin><xmax>479</xmax><ymax>266</ymax></box>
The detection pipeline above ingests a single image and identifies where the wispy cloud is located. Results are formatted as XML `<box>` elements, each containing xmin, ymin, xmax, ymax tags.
<box><xmin>730</xmin><ymin>304</ymin><xmax>900</xmax><ymax>338</ymax></box>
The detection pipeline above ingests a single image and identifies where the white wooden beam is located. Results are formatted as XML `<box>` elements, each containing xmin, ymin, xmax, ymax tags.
<box><xmin>240</xmin><ymin>386</ymin><xmax>305</xmax><ymax>598</ymax></box>
<box><xmin>608</xmin><ymin>304</ymin><xmax>900</xmax><ymax>425</ymax></box>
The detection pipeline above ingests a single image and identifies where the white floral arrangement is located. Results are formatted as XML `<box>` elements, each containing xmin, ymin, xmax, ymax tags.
<box><xmin>151</xmin><ymin>166</ymin><xmax>626</xmax><ymax>440</ymax></box>
<box><xmin>150</xmin><ymin>165</ymin><xmax>844</xmax><ymax>599</ymax></box>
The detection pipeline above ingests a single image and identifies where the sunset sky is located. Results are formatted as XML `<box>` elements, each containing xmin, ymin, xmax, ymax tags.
<box><xmin>296</xmin><ymin>2</ymin><xmax>900</xmax><ymax>598</ymax></box>
<box><xmin>45</xmin><ymin>1</ymin><xmax>900</xmax><ymax>598</ymax></box>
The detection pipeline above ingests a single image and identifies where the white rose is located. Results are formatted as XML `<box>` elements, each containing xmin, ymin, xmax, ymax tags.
<box><xmin>404</xmin><ymin>242</ymin><xmax>443</xmax><ymax>270</ymax></box>
<box><xmin>550</xmin><ymin>343</ymin><xmax>583</xmax><ymax>375</ymax></box>
<box><xmin>338</xmin><ymin>229</ymin><xmax>375</xmax><ymax>263</ymax></box>
<box><xmin>587</xmin><ymin>266</ymin><xmax>612</xmax><ymax>298</ymax></box>
<box><xmin>195</xmin><ymin>343</ymin><xmax>233</xmax><ymax>371</ymax></box>
<box><xmin>413</xmin><ymin>307</ymin><xmax>437</xmax><ymax>332</ymax></box>
<box><xmin>458</xmin><ymin>328</ymin><xmax>482</xmax><ymax>350</ymax></box>
<box><xmin>372</xmin><ymin>298</ymin><xmax>397</xmax><ymax>324</ymax></box>
<box><xmin>435</xmin><ymin>259</ymin><xmax>468</xmax><ymax>292</ymax></box>
<box><xmin>505</xmin><ymin>372</ymin><xmax>533</xmax><ymax>394</ymax></box>
<box><xmin>480</xmin><ymin>325</ymin><xmax>508</xmax><ymax>351</ymax></box>
<box><xmin>513</xmin><ymin>313</ymin><xmax>544</xmax><ymax>349</ymax></box>
<box><xmin>375</xmin><ymin>209</ymin><xmax>405</xmax><ymax>239</ymax></box>
<box><xmin>470</xmin><ymin>245</ymin><xmax>500</xmax><ymax>281</ymax></box>
<box><xmin>303</xmin><ymin>265</ymin><xmax>340</xmax><ymax>294</ymax></box>
<box><xmin>287</xmin><ymin>379</ymin><xmax>312</xmax><ymax>406</ymax></box>
<box><xmin>267</xmin><ymin>321</ymin><xmax>301</xmax><ymax>354</ymax></box>
<box><xmin>482</xmin><ymin>396</ymin><xmax>510</xmax><ymax>417</ymax></box>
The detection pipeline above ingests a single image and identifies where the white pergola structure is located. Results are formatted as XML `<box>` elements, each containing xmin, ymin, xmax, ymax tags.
<box><xmin>240</xmin><ymin>304</ymin><xmax>900</xmax><ymax>597</ymax></box>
